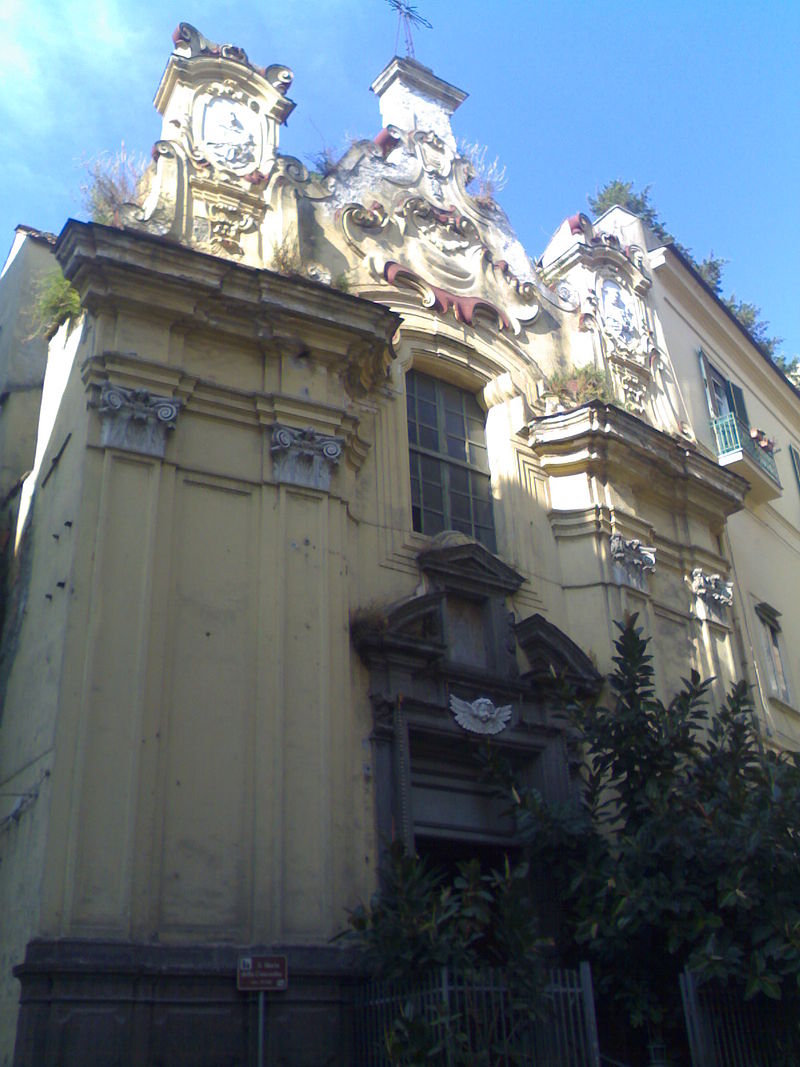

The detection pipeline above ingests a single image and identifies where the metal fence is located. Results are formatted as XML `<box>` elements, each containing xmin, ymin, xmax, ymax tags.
<box><xmin>680</xmin><ymin>970</ymin><xmax>797</xmax><ymax>1067</ymax></box>
<box><xmin>353</xmin><ymin>963</ymin><xmax>601</xmax><ymax>1067</ymax></box>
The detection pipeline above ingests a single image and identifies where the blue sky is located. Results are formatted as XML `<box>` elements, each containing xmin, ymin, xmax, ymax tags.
<box><xmin>2</xmin><ymin>0</ymin><xmax>798</xmax><ymax>357</ymax></box>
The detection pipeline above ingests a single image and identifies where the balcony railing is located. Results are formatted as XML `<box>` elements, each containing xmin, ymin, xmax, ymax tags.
<box><xmin>710</xmin><ymin>413</ymin><xmax>780</xmax><ymax>484</ymax></box>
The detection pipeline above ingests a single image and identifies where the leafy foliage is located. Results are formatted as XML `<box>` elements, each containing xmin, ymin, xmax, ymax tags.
<box><xmin>32</xmin><ymin>270</ymin><xmax>82</xmax><ymax>340</ymax></box>
<box><xmin>547</xmin><ymin>364</ymin><xmax>613</xmax><ymax>406</ymax></box>
<box><xmin>588</xmin><ymin>181</ymin><xmax>787</xmax><ymax>362</ymax></box>
<box><xmin>344</xmin><ymin>842</ymin><xmax>549</xmax><ymax>1066</ymax></box>
<box><xmin>588</xmin><ymin>181</ymin><xmax>674</xmax><ymax>250</ymax></box>
<box><xmin>496</xmin><ymin>615</ymin><xmax>800</xmax><ymax>1052</ymax></box>
<box><xmin>773</xmin><ymin>353</ymin><xmax>800</xmax><ymax>385</ymax></box>
<box><xmin>344</xmin><ymin>840</ymin><xmax>546</xmax><ymax>985</ymax></box>
<box><xmin>382</xmin><ymin>998</ymin><xmax>463</xmax><ymax>1066</ymax></box>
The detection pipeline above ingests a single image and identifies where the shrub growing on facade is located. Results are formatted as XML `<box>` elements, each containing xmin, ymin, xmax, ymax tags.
<box><xmin>80</xmin><ymin>142</ymin><xmax>150</xmax><ymax>227</ymax></box>
<box><xmin>32</xmin><ymin>270</ymin><xmax>82</xmax><ymax>340</ymax></box>
<box><xmin>547</xmin><ymin>364</ymin><xmax>613</xmax><ymax>407</ymax></box>
<box><xmin>343</xmin><ymin>842</ymin><xmax>549</xmax><ymax>1065</ymax></box>
<box><xmin>495</xmin><ymin>615</ymin><xmax>800</xmax><ymax>1057</ymax></box>
<box><xmin>345</xmin><ymin>840</ymin><xmax>546</xmax><ymax>985</ymax></box>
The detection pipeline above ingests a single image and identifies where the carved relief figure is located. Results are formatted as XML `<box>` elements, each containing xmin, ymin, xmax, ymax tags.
<box><xmin>601</xmin><ymin>280</ymin><xmax>637</xmax><ymax>348</ymax></box>
<box><xmin>202</xmin><ymin>99</ymin><xmax>258</xmax><ymax>170</ymax></box>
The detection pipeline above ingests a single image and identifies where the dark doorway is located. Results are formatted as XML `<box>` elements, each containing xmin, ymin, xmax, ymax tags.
<box><xmin>415</xmin><ymin>834</ymin><xmax>521</xmax><ymax>881</ymax></box>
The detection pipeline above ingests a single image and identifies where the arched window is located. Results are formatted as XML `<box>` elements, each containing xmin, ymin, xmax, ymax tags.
<box><xmin>406</xmin><ymin>370</ymin><xmax>495</xmax><ymax>551</ymax></box>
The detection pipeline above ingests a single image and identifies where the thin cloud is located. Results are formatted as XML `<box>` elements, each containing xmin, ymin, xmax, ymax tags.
<box><xmin>0</xmin><ymin>0</ymin><xmax>153</xmax><ymax>140</ymax></box>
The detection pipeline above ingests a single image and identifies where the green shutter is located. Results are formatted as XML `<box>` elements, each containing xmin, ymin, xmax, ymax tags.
<box><xmin>790</xmin><ymin>444</ymin><xmax>800</xmax><ymax>494</ymax></box>
<box><xmin>726</xmin><ymin>382</ymin><xmax>750</xmax><ymax>427</ymax></box>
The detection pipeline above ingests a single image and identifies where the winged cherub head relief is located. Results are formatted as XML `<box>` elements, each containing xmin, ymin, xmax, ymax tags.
<box><xmin>449</xmin><ymin>694</ymin><xmax>513</xmax><ymax>735</ymax></box>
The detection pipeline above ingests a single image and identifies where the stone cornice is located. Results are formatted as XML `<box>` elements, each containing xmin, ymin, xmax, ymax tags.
<box><xmin>542</xmin><ymin>236</ymin><xmax>651</xmax><ymax>296</ymax></box>
<box><xmin>529</xmin><ymin>401</ymin><xmax>748</xmax><ymax>523</ymax></box>
<box><xmin>56</xmin><ymin>220</ymin><xmax>400</xmax><ymax>398</ymax></box>
<box><xmin>370</xmin><ymin>57</ymin><xmax>468</xmax><ymax>114</ymax></box>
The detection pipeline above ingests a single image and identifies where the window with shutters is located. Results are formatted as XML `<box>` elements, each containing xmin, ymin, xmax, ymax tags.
<box><xmin>698</xmin><ymin>349</ymin><xmax>780</xmax><ymax>491</ymax></box>
<box><xmin>755</xmin><ymin>602</ymin><xmax>792</xmax><ymax>705</ymax></box>
<box><xmin>406</xmin><ymin>370</ymin><xmax>496</xmax><ymax>551</ymax></box>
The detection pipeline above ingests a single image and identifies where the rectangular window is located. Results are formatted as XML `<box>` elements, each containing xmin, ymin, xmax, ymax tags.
<box><xmin>699</xmin><ymin>350</ymin><xmax>750</xmax><ymax>423</ymax></box>
<box><xmin>755</xmin><ymin>602</ymin><xmax>791</xmax><ymax>704</ymax></box>
<box><xmin>699</xmin><ymin>349</ymin><xmax>780</xmax><ymax>486</ymax></box>
<box><xmin>407</xmin><ymin>370</ymin><xmax>496</xmax><ymax>552</ymax></box>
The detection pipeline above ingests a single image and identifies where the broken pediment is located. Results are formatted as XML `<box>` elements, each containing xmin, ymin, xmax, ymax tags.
<box><xmin>515</xmin><ymin>613</ymin><xmax>602</xmax><ymax>696</ymax></box>
<box><xmin>351</xmin><ymin>591</ymin><xmax>446</xmax><ymax>661</ymax></box>
<box><xmin>417</xmin><ymin>533</ymin><xmax>524</xmax><ymax>600</ymax></box>
<box><xmin>353</xmin><ymin>534</ymin><xmax>522</xmax><ymax>682</ymax></box>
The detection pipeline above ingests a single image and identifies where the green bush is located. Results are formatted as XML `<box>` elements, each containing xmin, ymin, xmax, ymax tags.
<box><xmin>33</xmin><ymin>271</ymin><xmax>81</xmax><ymax>340</ymax></box>
<box><xmin>547</xmin><ymin>364</ymin><xmax>613</xmax><ymax>406</ymax></box>
<box><xmin>344</xmin><ymin>841</ymin><xmax>546</xmax><ymax>987</ymax></box>
<box><xmin>495</xmin><ymin>615</ymin><xmax>800</xmax><ymax>1054</ymax></box>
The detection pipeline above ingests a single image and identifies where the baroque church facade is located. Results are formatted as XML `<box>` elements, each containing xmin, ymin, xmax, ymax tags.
<box><xmin>1</xmin><ymin>23</ymin><xmax>798</xmax><ymax>1066</ymax></box>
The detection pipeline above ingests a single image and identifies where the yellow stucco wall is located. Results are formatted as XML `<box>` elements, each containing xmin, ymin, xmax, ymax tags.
<box><xmin>651</xmin><ymin>254</ymin><xmax>800</xmax><ymax>747</ymax></box>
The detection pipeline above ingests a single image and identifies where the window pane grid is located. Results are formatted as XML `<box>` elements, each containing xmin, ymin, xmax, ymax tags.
<box><xmin>407</xmin><ymin>371</ymin><xmax>496</xmax><ymax>551</ymax></box>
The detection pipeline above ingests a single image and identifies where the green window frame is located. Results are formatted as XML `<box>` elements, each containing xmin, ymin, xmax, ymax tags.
<box><xmin>699</xmin><ymin>349</ymin><xmax>750</xmax><ymax>424</ymax></box>
<box><xmin>789</xmin><ymin>443</ymin><xmax>800</xmax><ymax>495</ymax></box>
<box><xmin>406</xmin><ymin>370</ymin><xmax>496</xmax><ymax>552</ymax></box>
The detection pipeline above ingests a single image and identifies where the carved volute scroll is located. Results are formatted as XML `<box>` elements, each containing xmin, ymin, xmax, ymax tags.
<box><xmin>270</xmin><ymin>425</ymin><xmax>343</xmax><ymax>491</ymax></box>
<box><xmin>97</xmin><ymin>383</ymin><xmax>182</xmax><ymax>458</ymax></box>
<box><xmin>609</xmin><ymin>532</ymin><xmax>657</xmax><ymax>591</ymax></box>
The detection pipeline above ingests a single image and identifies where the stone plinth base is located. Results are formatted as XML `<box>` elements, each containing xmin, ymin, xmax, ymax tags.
<box><xmin>12</xmin><ymin>939</ymin><xmax>359</xmax><ymax>1067</ymax></box>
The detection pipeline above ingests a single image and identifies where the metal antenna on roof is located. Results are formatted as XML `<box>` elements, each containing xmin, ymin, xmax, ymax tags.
<box><xmin>387</xmin><ymin>0</ymin><xmax>432</xmax><ymax>59</ymax></box>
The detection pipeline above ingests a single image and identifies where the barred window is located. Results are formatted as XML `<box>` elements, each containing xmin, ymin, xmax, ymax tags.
<box><xmin>406</xmin><ymin>370</ymin><xmax>495</xmax><ymax>551</ymax></box>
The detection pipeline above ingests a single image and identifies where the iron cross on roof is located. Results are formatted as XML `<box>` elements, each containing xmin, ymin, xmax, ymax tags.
<box><xmin>387</xmin><ymin>0</ymin><xmax>432</xmax><ymax>59</ymax></box>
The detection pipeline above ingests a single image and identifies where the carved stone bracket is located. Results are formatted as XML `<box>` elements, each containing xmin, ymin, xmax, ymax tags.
<box><xmin>98</xmin><ymin>384</ymin><xmax>182</xmax><ymax>458</ymax></box>
<box><xmin>613</xmin><ymin>364</ymin><xmax>650</xmax><ymax>415</ymax></box>
<box><xmin>690</xmin><ymin>568</ymin><xmax>733</xmax><ymax>609</ymax></box>
<box><xmin>270</xmin><ymin>424</ymin><xmax>343</xmax><ymax>491</ymax></box>
<box><xmin>610</xmin><ymin>533</ymin><xmax>656</xmax><ymax>589</ymax></box>
<box><xmin>343</xmin><ymin>337</ymin><xmax>394</xmax><ymax>399</ymax></box>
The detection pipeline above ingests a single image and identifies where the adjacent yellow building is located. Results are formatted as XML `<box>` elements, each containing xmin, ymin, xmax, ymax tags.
<box><xmin>0</xmin><ymin>24</ymin><xmax>797</xmax><ymax>1067</ymax></box>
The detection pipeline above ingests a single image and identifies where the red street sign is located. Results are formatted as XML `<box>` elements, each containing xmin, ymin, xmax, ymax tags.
<box><xmin>237</xmin><ymin>954</ymin><xmax>288</xmax><ymax>992</ymax></box>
